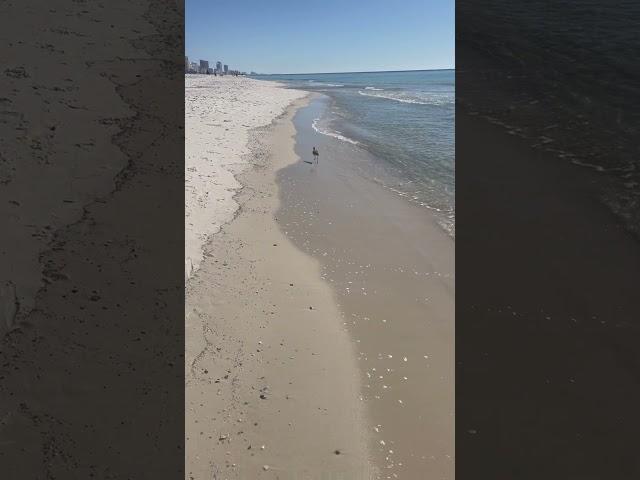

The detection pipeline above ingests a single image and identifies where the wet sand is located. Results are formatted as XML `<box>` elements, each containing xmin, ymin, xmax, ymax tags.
<box><xmin>277</xmin><ymin>96</ymin><xmax>455</xmax><ymax>479</ymax></box>
<box><xmin>185</xmin><ymin>76</ymin><xmax>306</xmax><ymax>280</ymax></box>
<box><xmin>185</xmin><ymin>97</ymin><xmax>374</xmax><ymax>479</ymax></box>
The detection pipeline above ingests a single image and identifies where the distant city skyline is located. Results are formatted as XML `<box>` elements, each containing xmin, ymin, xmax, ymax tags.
<box><xmin>186</xmin><ymin>0</ymin><xmax>454</xmax><ymax>74</ymax></box>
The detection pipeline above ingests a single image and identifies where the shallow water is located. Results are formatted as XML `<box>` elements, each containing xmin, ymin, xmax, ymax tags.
<box><xmin>253</xmin><ymin>70</ymin><xmax>455</xmax><ymax>236</ymax></box>
<box><xmin>275</xmin><ymin>96</ymin><xmax>455</xmax><ymax>479</ymax></box>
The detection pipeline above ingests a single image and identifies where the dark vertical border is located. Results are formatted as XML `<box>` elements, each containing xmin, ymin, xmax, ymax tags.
<box><xmin>457</xmin><ymin>1</ymin><xmax>640</xmax><ymax>478</ymax></box>
<box><xmin>0</xmin><ymin>1</ymin><xmax>184</xmax><ymax>478</ymax></box>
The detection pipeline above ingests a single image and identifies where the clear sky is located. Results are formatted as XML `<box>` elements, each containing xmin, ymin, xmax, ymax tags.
<box><xmin>186</xmin><ymin>0</ymin><xmax>454</xmax><ymax>74</ymax></box>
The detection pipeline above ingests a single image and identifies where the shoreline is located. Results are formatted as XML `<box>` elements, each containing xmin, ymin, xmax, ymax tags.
<box><xmin>255</xmin><ymin>72</ymin><xmax>456</xmax><ymax>239</ymax></box>
<box><xmin>185</xmin><ymin>94</ymin><xmax>375</xmax><ymax>479</ymax></box>
<box><xmin>311</xmin><ymin>92</ymin><xmax>455</xmax><ymax>239</ymax></box>
<box><xmin>185</xmin><ymin>76</ymin><xmax>307</xmax><ymax>281</ymax></box>
<box><xmin>277</xmin><ymin>96</ymin><xmax>455</xmax><ymax>478</ymax></box>
<box><xmin>185</xmin><ymin>77</ymin><xmax>454</xmax><ymax>479</ymax></box>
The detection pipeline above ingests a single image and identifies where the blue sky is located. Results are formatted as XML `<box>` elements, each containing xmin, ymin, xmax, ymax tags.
<box><xmin>186</xmin><ymin>0</ymin><xmax>454</xmax><ymax>74</ymax></box>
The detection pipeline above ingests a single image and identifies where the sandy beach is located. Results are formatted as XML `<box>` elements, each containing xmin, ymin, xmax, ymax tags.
<box><xmin>185</xmin><ymin>78</ymin><xmax>374</xmax><ymax>479</ymax></box>
<box><xmin>185</xmin><ymin>75</ymin><xmax>454</xmax><ymax>479</ymax></box>
<box><xmin>278</xmin><ymin>95</ymin><xmax>454</xmax><ymax>478</ymax></box>
<box><xmin>185</xmin><ymin>76</ymin><xmax>306</xmax><ymax>280</ymax></box>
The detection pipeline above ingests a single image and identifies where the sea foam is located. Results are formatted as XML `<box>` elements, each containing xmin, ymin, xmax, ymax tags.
<box><xmin>358</xmin><ymin>89</ymin><xmax>452</xmax><ymax>106</ymax></box>
<box><xmin>312</xmin><ymin>117</ymin><xmax>359</xmax><ymax>145</ymax></box>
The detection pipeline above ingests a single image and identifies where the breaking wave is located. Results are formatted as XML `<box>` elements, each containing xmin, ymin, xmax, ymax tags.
<box><xmin>312</xmin><ymin>117</ymin><xmax>359</xmax><ymax>145</ymax></box>
<box><xmin>358</xmin><ymin>89</ymin><xmax>452</xmax><ymax>106</ymax></box>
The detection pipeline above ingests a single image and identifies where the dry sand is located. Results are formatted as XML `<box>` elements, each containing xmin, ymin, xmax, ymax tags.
<box><xmin>185</xmin><ymin>76</ymin><xmax>306</xmax><ymax>280</ymax></box>
<box><xmin>185</xmin><ymin>87</ymin><xmax>375</xmax><ymax>479</ymax></box>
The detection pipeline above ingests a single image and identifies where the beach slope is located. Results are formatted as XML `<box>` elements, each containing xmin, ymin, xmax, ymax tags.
<box><xmin>185</xmin><ymin>79</ymin><xmax>373</xmax><ymax>479</ymax></box>
<box><xmin>185</xmin><ymin>76</ymin><xmax>305</xmax><ymax>280</ymax></box>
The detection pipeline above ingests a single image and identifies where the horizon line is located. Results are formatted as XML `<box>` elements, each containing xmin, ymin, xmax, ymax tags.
<box><xmin>250</xmin><ymin>68</ymin><xmax>455</xmax><ymax>75</ymax></box>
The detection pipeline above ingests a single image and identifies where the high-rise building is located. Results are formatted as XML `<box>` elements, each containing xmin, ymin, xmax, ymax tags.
<box><xmin>185</xmin><ymin>56</ymin><xmax>189</xmax><ymax>73</ymax></box>
<box><xmin>190</xmin><ymin>62</ymin><xmax>198</xmax><ymax>72</ymax></box>
<box><xmin>216</xmin><ymin>61</ymin><xmax>222</xmax><ymax>74</ymax></box>
<box><xmin>224</xmin><ymin>64</ymin><xmax>229</xmax><ymax>74</ymax></box>
<box><xmin>199</xmin><ymin>60</ymin><xmax>209</xmax><ymax>74</ymax></box>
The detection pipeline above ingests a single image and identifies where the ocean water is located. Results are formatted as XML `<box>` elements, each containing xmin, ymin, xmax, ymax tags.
<box><xmin>251</xmin><ymin>70</ymin><xmax>455</xmax><ymax>236</ymax></box>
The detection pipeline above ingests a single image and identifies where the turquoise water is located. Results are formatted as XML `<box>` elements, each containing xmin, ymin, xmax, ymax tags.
<box><xmin>252</xmin><ymin>70</ymin><xmax>455</xmax><ymax>235</ymax></box>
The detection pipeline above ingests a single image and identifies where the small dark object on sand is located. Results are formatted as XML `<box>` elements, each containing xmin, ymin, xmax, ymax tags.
<box><xmin>334</xmin><ymin>449</ymin><xmax>341</xmax><ymax>455</ymax></box>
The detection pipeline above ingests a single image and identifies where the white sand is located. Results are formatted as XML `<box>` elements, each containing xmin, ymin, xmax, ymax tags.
<box><xmin>185</xmin><ymin>76</ymin><xmax>305</xmax><ymax>280</ymax></box>
<box><xmin>185</xmin><ymin>97</ymin><xmax>374</xmax><ymax>479</ymax></box>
